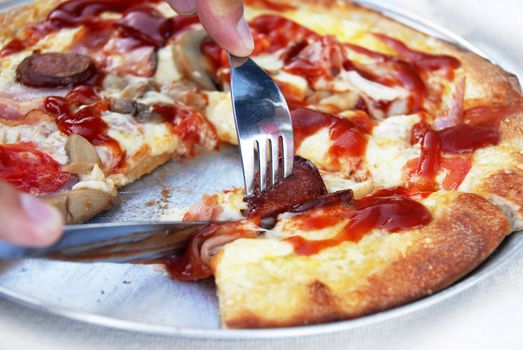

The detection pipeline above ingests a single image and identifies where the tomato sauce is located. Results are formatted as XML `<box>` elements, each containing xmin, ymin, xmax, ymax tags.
<box><xmin>44</xmin><ymin>85</ymin><xmax>125</xmax><ymax>168</ymax></box>
<box><xmin>153</xmin><ymin>104</ymin><xmax>217</xmax><ymax>156</ymax></box>
<box><xmin>0</xmin><ymin>142</ymin><xmax>72</xmax><ymax>195</ymax></box>
<box><xmin>165</xmin><ymin>222</ymin><xmax>258</xmax><ymax>281</ymax></box>
<box><xmin>286</xmin><ymin>187</ymin><xmax>431</xmax><ymax>255</ymax></box>
<box><xmin>407</xmin><ymin>119</ymin><xmax>500</xmax><ymax>191</ymax></box>
<box><xmin>0</xmin><ymin>0</ymin><xmax>198</xmax><ymax>57</ymax></box>
<box><xmin>291</xmin><ymin>108</ymin><xmax>375</xmax><ymax>166</ymax></box>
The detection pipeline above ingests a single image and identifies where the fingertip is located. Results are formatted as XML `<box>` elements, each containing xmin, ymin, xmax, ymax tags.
<box><xmin>168</xmin><ymin>0</ymin><xmax>197</xmax><ymax>15</ymax></box>
<box><xmin>18</xmin><ymin>194</ymin><xmax>64</xmax><ymax>247</ymax></box>
<box><xmin>196</xmin><ymin>0</ymin><xmax>253</xmax><ymax>57</ymax></box>
<box><xmin>231</xmin><ymin>17</ymin><xmax>254</xmax><ymax>57</ymax></box>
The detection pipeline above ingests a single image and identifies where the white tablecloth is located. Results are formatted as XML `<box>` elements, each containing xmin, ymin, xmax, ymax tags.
<box><xmin>1</xmin><ymin>1</ymin><xmax>522</xmax><ymax>349</ymax></box>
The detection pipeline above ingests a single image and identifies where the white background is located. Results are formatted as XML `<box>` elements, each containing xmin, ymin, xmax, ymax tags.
<box><xmin>1</xmin><ymin>0</ymin><xmax>522</xmax><ymax>349</ymax></box>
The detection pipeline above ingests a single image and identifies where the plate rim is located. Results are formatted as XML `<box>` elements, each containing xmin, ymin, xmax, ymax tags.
<box><xmin>0</xmin><ymin>0</ymin><xmax>519</xmax><ymax>339</ymax></box>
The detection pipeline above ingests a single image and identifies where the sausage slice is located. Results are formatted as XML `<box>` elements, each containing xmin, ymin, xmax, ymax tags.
<box><xmin>245</xmin><ymin>156</ymin><xmax>328</xmax><ymax>219</ymax></box>
<box><xmin>16</xmin><ymin>53</ymin><xmax>97</xmax><ymax>88</ymax></box>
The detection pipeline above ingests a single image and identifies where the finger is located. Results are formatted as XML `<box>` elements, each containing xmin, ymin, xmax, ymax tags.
<box><xmin>167</xmin><ymin>0</ymin><xmax>197</xmax><ymax>15</ymax></box>
<box><xmin>0</xmin><ymin>182</ymin><xmax>63</xmax><ymax>247</ymax></box>
<box><xmin>196</xmin><ymin>0</ymin><xmax>254</xmax><ymax>57</ymax></box>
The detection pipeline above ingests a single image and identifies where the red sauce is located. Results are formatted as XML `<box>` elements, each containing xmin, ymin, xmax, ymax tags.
<box><xmin>165</xmin><ymin>222</ymin><xmax>258</xmax><ymax>281</ymax></box>
<box><xmin>407</xmin><ymin>120</ymin><xmax>499</xmax><ymax>191</ymax></box>
<box><xmin>411</xmin><ymin>129</ymin><xmax>441</xmax><ymax>192</ymax></box>
<box><xmin>284</xmin><ymin>36</ymin><xmax>346</xmax><ymax>82</ymax></box>
<box><xmin>291</xmin><ymin>108</ymin><xmax>375</xmax><ymax>166</ymax></box>
<box><xmin>0</xmin><ymin>142</ymin><xmax>72</xmax><ymax>195</ymax></box>
<box><xmin>44</xmin><ymin>85</ymin><xmax>125</xmax><ymax>168</ymax></box>
<box><xmin>286</xmin><ymin>187</ymin><xmax>431</xmax><ymax>255</ymax></box>
<box><xmin>374</xmin><ymin>33</ymin><xmax>461</xmax><ymax>75</ymax></box>
<box><xmin>117</xmin><ymin>6</ymin><xmax>173</xmax><ymax>48</ymax></box>
<box><xmin>345</xmin><ymin>45</ymin><xmax>427</xmax><ymax>111</ymax></box>
<box><xmin>249</xmin><ymin>15</ymin><xmax>320</xmax><ymax>54</ymax></box>
<box><xmin>441</xmin><ymin>155</ymin><xmax>472</xmax><ymax>191</ymax></box>
<box><xmin>463</xmin><ymin>105</ymin><xmax>519</xmax><ymax>126</ymax></box>
<box><xmin>1</xmin><ymin>0</ymin><xmax>197</xmax><ymax>57</ymax></box>
<box><xmin>244</xmin><ymin>0</ymin><xmax>297</xmax><ymax>11</ymax></box>
<box><xmin>439</xmin><ymin>124</ymin><xmax>500</xmax><ymax>154</ymax></box>
<box><xmin>153</xmin><ymin>104</ymin><xmax>217</xmax><ymax>156</ymax></box>
<box><xmin>164</xmin><ymin>224</ymin><xmax>218</xmax><ymax>281</ymax></box>
<box><xmin>200</xmin><ymin>15</ymin><xmax>320</xmax><ymax>80</ymax></box>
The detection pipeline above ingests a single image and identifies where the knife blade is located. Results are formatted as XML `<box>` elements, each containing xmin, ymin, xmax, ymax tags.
<box><xmin>0</xmin><ymin>221</ymin><xmax>208</xmax><ymax>263</ymax></box>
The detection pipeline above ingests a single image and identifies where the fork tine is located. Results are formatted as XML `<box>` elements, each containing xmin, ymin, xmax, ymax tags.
<box><xmin>269</xmin><ymin>135</ymin><xmax>280</xmax><ymax>185</ymax></box>
<box><xmin>239</xmin><ymin>139</ymin><xmax>256</xmax><ymax>196</ymax></box>
<box><xmin>281</xmin><ymin>133</ymin><xmax>294</xmax><ymax>178</ymax></box>
<box><xmin>257</xmin><ymin>138</ymin><xmax>268</xmax><ymax>192</ymax></box>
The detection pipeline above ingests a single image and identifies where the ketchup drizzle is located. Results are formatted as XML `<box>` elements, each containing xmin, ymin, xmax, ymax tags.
<box><xmin>0</xmin><ymin>0</ymin><xmax>198</xmax><ymax>57</ymax></box>
<box><xmin>291</xmin><ymin>108</ymin><xmax>375</xmax><ymax>167</ymax></box>
<box><xmin>286</xmin><ymin>187</ymin><xmax>432</xmax><ymax>255</ymax></box>
<box><xmin>44</xmin><ymin>85</ymin><xmax>125</xmax><ymax>168</ymax></box>
<box><xmin>407</xmin><ymin>118</ymin><xmax>501</xmax><ymax>191</ymax></box>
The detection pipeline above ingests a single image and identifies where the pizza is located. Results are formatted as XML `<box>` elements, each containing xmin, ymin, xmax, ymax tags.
<box><xmin>0</xmin><ymin>0</ymin><xmax>522</xmax><ymax>329</ymax></box>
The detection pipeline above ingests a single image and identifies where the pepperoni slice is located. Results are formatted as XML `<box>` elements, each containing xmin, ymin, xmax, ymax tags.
<box><xmin>0</xmin><ymin>142</ymin><xmax>72</xmax><ymax>195</ymax></box>
<box><xmin>16</xmin><ymin>53</ymin><xmax>97</xmax><ymax>88</ymax></box>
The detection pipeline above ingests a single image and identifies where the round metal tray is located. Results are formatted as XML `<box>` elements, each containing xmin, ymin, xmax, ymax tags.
<box><xmin>0</xmin><ymin>0</ymin><xmax>520</xmax><ymax>339</ymax></box>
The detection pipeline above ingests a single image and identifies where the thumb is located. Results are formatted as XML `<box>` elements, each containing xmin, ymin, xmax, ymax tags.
<box><xmin>0</xmin><ymin>182</ymin><xmax>63</xmax><ymax>247</ymax></box>
<box><xmin>195</xmin><ymin>0</ymin><xmax>254</xmax><ymax>57</ymax></box>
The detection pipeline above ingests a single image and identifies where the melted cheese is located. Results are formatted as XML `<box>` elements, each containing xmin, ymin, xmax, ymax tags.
<box><xmin>73</xmin><ymin>164</ymin><xmax>116</xmax><ymax>195</ymax></box>
<box><xmin>154</xmin><ymin>44</ymin><xmax>183</xmax><ymax>86</ymax></box>
<box><xmin>204</xmin><ymin>91</ymin><xmax>238</xmax><ymax>144</ymax></box>
<box><xmin>102</xmin><ymin>112</ymin><xmax>179</xmax><ymax>161</ymax></box>
<box><xmin>0</xmin><ymin>121</ymin><xmax>69</xmax><ymax>164</ymax></box>
<box><xmin>366</xmin><ymin>114</ymin><xmax>421</xmax><ymax>188</ymax></box>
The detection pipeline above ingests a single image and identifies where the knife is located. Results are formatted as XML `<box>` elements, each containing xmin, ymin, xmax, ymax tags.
<box><xmin>0</xmin><ymin>222</ymin><xmax>208</xmax><ymax>263</ymax></box>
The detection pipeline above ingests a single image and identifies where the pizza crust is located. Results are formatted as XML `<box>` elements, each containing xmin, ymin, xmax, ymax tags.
<box><xmin>214</xmin><ymin>192</ymin><xmax>510</xmax><ymax>328</ymax></box>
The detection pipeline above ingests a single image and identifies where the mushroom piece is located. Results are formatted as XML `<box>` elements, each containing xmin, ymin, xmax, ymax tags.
<box><xmin>173</xmin><ymin>29</ymin><xmax>216</xmax><ymax>91</ymax></box>
<box><xmin>62</xmin><ymin>134</ymin><xmax>101</xmax><ymax>175</ymax></box>
<box><xmin>109</xmin><ymin>98</ymin><xmax>162</xmax><ymax>123</ymax></box>
<box><xmin>43</xmin><ymin>189</ymin><xmax>115</xmax><ymax>224</ymax></box>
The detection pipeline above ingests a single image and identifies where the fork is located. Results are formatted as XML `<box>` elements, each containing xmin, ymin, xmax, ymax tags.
<box><xmin>228</xmin><ymin>53</ymin><xmax>294</xmax><ymax>196</ymax></box>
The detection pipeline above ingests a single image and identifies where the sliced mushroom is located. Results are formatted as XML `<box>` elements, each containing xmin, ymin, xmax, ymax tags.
<box><xmin>62</xmin><ymin>135</ymin><xmax>101</xmax><ymax>175</ymax></box>
<box><xmin>44</xmin><ymin>193</ymin><xmax>70</xmax><ymax>223</ymax></box>
<box><xmin>173</xmin><ymin>29</ymin><xmax>216</xmax><ymax>91</ymax></box>
<box><xmin>43</xmin><ymin>189</ymin><xmax>115</xmax><ymax>224</ymax></box>
<box><xmin>109</xmin><ymin>98</ymin><xmax>162</xmax><ymax>123</ymax></box>
<box><xmin>109</xmin><ymin>98</ymin><xmax>136</xmax><ymax>115</ymax></box>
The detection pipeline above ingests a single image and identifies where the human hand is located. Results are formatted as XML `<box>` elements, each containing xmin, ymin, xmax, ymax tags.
<box><xmin>0</xmin><ymin>181</ymin><xmax>63</xmax><ymax>247</ymax></box>
<box><xmin>167</xmin><ymin>0</ymin><xmax>254</xmax><ymax>57</ymax></box>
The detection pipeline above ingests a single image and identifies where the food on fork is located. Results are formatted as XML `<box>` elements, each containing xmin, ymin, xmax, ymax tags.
<box><xmin>0</xmin><ymin>0</ymin><xmax>521</xmax><ymax>328</ymax></box>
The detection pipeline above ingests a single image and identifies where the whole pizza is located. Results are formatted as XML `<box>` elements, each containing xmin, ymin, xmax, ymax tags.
<box><xmin>0</xmin><ymin>0</ymin><xmax>522</xmax><ymax>329</ymax></box>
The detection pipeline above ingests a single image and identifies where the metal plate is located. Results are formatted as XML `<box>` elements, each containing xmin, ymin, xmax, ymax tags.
<box><xmin>0</xmin><ymin>0</ymin><xmax>521</xmax><ymax>339</ymax></box>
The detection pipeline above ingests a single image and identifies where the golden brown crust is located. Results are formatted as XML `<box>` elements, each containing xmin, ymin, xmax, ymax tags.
<box><xmin>118</xmin><ymin>149</ymin><xmax>176</xmax><ymax>186</ymax></box>
<box><xmin>481</xmin><ymin>170</ymin><xmax>523</xmax><ymax>218</ymax></box>
<box><xmin>218</xmin><ymin>193</ymin><xmax>510</xmax><ymax>328</ymax></box>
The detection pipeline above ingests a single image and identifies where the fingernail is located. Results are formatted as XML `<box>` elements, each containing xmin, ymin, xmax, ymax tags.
<box><xmin>236</xmin><ymin>17</ymin><xmax>254</xmax><ymax>53</ymax></box>
<box><xmin>172</xmin><ymin>0</ymin><xmax>196</xmax><ymax>15</ymax></box>
<box><xmin>20</xmin><ymin>194</ymin><xmax>62</xmax><ymax>239</ymax></box>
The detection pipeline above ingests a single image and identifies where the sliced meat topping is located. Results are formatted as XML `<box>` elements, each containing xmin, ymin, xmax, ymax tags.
<box><xmin>245</xmin><ymin>156</ymin><xmax>328</xmax><ymax>219</ymax></box>
<box><xmin>16</xmin><ymin>53</ymin><xmax>97</xmax><ymax>88</ymax></box>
